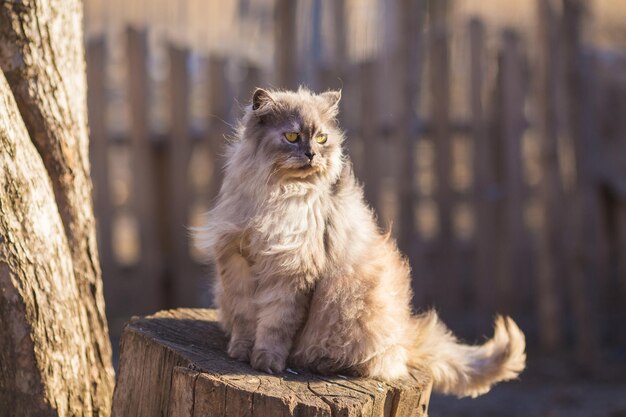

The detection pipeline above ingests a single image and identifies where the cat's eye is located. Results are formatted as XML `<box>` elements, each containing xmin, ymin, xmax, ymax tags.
<box><xmin>315</xmin><ymin>133</ymin><xmax>328</xmax><ymax>144</ymax></box>
<box><xmin>284</xmin><ymin>132</ymin><xmax>299</xmax><ymax>143</ymax></box>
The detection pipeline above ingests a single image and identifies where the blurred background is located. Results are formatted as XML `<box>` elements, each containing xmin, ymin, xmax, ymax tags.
<box><xmin>83</xmin><ymin>0</ymin><xmax>626</xmax><ymax>415</ymax></box>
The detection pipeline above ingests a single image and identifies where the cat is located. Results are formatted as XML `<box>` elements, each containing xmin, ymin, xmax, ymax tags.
<box><xmin>195</xmin><ymin>87</ymin><xmax>526</xmax><ymax>398</ymax></box>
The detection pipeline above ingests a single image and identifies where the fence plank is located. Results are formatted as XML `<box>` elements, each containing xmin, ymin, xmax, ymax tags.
<box><xmin>238</xmin><ymin>62</ymin><xmax>262</xmax><ymax>109</ymax></box>
<box><xmin>304</xmin><ymin>0</ymin><xmax>323</xmax><ymax>91</ymax></box>
<box><xmin>339</xmin><ymin>66</ymin><xmax>362</xmax><ymax>175</ymax></box>
<box><xmin>534</xmin><ymin>0</ymin><xmax>565</xmax><ymax>351</ymax></box>
<box><xmin>317</xmin><ymin>0</ymin><xmax>352</xmax><ymax>168</ymax></box>
<box><xmin>562</xmin><ymin>0</ymin><xmax>600</xmax><ymax>368</ymax></box>
<box><xmin>207</xmin><ymin>56</ymin><xmax>230</xmax><ymax>202</ymax></box>
<box><xmin>429</xmin><ymin>26</ymin><xmax>456</xmax><ymax>312</ymax></box>
<box><xmin>397</xmin><ymin>0</ymin><xmax>425</xmax><ymax>287</ymax></box>
<box><xmin>168</xmin><ymin>45</ymin><xmax>201</xmax><ymax>307</ymax></box>
<box><xmin>495</xmin><ymin>30</ymin><xmax>527</xmax><ymax>316</ymax></box>
<box><xmin>274</xmin><ymin>0</ymin><xmax>297</xmax><ymax>89</ymax></box>
<box><xmin>619</xmin><ymin>203</ymin><xmax>626</xmax><ymax>307</ymax></box>
<box><xmin>317</xmin><ymin>0</ymin><xmax>346</xmax><ymax>93</ymax></box>
<box><xmin>592</xmin><ymin>53</ymin><xmax>626</xmax><ymax>320</ymax></box>
<box><xmin>87</xmin><ymin>37</ymin><xmax>119</xmax><ymax>315</ymax></box>
<box><xmin>127</xmin><ymin>27</ymin><xmax>163</xmax><ymax>313</ymax></box>
<box><xmin>359</xmin><ymin>61</ymin><xmax>381</xmax><ymax>216</ymax></box>
<box><xmin>469</xmin><ymin>18</ymin><xmax>498</xmax><ymax>317</ymax></box>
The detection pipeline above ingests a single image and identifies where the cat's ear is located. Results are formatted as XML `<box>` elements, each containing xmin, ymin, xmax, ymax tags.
<box><xmin>252</xmin><ymin>88</ymin><xmax>275</xmax><ymax>112</ymax></box>
<box><xmin>320</xmin><ymin>90</ymin><xmax>341</xmax><ymax>107</ymax></box>
<box><xmin>319</xmin><ymin>90</ymin><xmax>342</xmax><ymax>116</ymax></box>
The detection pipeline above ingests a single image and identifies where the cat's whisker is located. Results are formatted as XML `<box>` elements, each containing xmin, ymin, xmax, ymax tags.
<box><xmin>206</xmin><ymin>113</ymin><xmax>237</xmax><ymax>132</ymax></box>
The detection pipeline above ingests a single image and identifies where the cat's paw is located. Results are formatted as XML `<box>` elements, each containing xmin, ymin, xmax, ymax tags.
<box><xmin>228</xmin><ymin>338</ymin><xmax>253</xmax><ymax>362</ymax></box>
<box><xmin>250</xmin><ymin>349</ymin><xmax>286</xmax><ymax>374</ymax></box>
<box><xmin>310</xmin><ymin>357</ymin><xmax>342</xmax><ymax>376</ymax></box>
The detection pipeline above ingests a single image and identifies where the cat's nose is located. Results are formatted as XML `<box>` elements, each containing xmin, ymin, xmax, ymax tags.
<box><xmin>305</xmin><ymin>150</ymin><xmax>315</xmax><ymax>161</ymax></box>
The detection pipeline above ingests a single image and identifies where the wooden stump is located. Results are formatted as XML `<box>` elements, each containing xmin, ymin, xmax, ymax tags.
<box><xmin>111</xmin><ymin>309</ymin><xmax>432</xmax><ymax>417</ymax></box>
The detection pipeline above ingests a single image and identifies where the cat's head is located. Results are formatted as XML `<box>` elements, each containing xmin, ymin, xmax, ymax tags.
<box><xmin>241</xmin><ymin>87</ymin><xmax>344</xmax><ymax>183</ymax></box>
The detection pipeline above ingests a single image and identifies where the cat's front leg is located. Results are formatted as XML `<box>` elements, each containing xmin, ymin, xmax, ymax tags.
<box><xmin>215</xmin><ymin>249</ymin><xmax>257</xmax><ymax>362</ymax></box>
<box><xmin>250</xmin><ymin>283</ymin><xmax>309</xmax><ymax>374</ymax></box>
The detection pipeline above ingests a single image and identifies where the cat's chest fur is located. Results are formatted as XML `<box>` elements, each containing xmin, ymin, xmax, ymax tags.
<box><xmin>245</xmin><ymin>183</ymin><xmax>328</xmax><ymax>282</ymax></box>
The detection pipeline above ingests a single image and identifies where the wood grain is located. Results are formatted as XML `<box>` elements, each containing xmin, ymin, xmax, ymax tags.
<box><xmin>111</xmin><ymin>308</ymin><xmax>432</xmax><ymax>417</ymax></box>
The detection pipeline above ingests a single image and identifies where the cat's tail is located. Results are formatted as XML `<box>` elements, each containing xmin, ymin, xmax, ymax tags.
<box><xmin>409</xmin><ymin>311</ymin><xmax>526</xmax><ymax>398</ymax></box>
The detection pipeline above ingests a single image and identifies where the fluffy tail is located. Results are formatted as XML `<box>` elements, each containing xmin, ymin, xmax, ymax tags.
<box><xmin>409</xmin><ymin>312</ymin><xmax>526</xmax><ymax>398</ymax></box>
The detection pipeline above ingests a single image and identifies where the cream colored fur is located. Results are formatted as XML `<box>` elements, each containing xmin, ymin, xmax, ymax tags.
<box><xmin>195</xmin><ymin>87</ymin><xmax>526</xmax><ymax>398</ymax></box>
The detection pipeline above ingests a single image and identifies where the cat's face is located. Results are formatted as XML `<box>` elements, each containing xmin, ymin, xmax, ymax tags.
<box><xmin>243</xmin><ymin>88</ymin><xmax>343</xmax><ymax>182</ymax></box>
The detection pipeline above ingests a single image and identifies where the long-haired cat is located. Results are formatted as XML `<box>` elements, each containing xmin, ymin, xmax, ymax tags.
<box><xmin>195</xmin><ymin>87</ymin><xmax>526</xmax><ymax>398</ymax></box>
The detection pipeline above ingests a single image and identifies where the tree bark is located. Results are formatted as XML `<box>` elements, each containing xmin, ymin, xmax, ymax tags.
<box><xmin>0</xmin><ymin>0</ymin><xmax>114</xmax><ymax>415</ymax></box>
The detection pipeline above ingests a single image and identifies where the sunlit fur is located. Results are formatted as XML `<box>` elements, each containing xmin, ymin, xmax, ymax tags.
<box><xmin>195</xmin><ymin>87</ymin><xmax>526</xmax><ymax>398</ymax></box>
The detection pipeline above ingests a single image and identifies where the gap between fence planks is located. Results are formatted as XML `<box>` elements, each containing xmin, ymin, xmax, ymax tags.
<box><xmin>111</xmin><ymin>309</ymin><xmax>432</xmax><ymax>417</ymax></box>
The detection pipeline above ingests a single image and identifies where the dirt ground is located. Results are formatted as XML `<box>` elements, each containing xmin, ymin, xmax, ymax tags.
<box><xmin>429</xmin><ymin>354</ymin><xmax>626</xmax><ymax>417</ymax></box>
<box><xmin>430</xmin><ymin>380</ymin><xmax>626</xmax><ymax>417</ymax></box>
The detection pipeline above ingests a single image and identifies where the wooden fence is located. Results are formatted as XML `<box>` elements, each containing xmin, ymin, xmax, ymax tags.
<box><xmin>87</xmin><ymin>1</ymin><xmax>626</xmax><ymax>368</ymax></box>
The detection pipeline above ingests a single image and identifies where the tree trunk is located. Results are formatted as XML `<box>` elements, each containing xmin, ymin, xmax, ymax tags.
<box><xmin>112</xmin><ymin>309</ymin><xmax>432</xmax><ymax>417</ymax></box>
<box><xmin>0</xmin><ymin>1</ymin><xmax>115</xmax><ymax>415</ymax></box>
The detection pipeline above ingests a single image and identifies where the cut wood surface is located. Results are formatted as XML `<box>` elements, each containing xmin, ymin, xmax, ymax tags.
<box><xmin>112</xmin><ymin>309</ymin><xmax>432</xmax><ymax>417</ymax></box>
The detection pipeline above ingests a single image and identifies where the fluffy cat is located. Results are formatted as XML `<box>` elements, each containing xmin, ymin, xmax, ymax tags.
<box><xmin>195</xmin><ymin>87</ymin><xmax>526</xmax><ymax>398</ymax></box>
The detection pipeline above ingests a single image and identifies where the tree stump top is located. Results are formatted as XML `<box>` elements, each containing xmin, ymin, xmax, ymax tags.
<box><xmin>111</xmin><ymin>308</ymin><xmax>432</xmax><ymax>417</ymax></box>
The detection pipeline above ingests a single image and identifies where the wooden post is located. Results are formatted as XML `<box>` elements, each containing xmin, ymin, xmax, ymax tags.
<box><xmin>194</xmin><ymin>56</ymin><xmax>231</xmax><ymax>308</ymax></box>
<box><xmin>595</xmin><ymin>62</ymin><xmax>626</xmax><ymax>313</ymax></box>
<box><xmin>429</xmin><ymin>25</ymin><xmax>456</xmax><ymax>311</ymax></box>
<box><xmin>206</xmin><ymin>56</ymin><xmax>230</xmax><ymax>201</ymax></box>
<box><xmin>359</xmin><ymin>60</ymin><xmax>382</xmax><ymax>216</ymax></box>
<box><xmin>533</xmin><ymin>0</ymin><xmax>565</xmax><ymax>351</ymax></box>
<box><xmin>469</xmin><ymin>18</ymin><xmax>498</xmax><ymax>316</ymax></box>
<box><xmin>304</xmin><ymin>0</ymin><xmax>323</xmax><ymax>91</ymax></box>
<box><xmin>274</xmin><ymin>0</ymin><xmax>297</xmax><ymax>89</ymax></box>
<box><xmin>238</xmin><ymin>62</ymin><xmax>262</xmax><ymax>110</ymax></box>
<box><xmin>316</xmin><ymin>0</ymin><xmax>353</xmax><ymax>172</ymax></box>
<box><xmin>127</xmin><ymin>27</ymin><xmax>164</xmax><ymax>313</ymax></box>
<box><xmin>396</xmin><ymin>0</ymin><xmax>425</xmax><ymax>278</ymax></box>
<box><xmin>495</xmin><ymin>30</ymin><xmax>527</xmax><ymax>316</ymax></box>
<box><xmin>317</xmin><ymin>0</ymin><xmax>346</xmax><ymax>93</ymax></box>
<box><xmin>111</xmin><ymin>309</ymin><xmax>432</xmax><ymax>417</ymax></box>
<box><xmin>87</xmin><ymin>37</ymin><xmax>116</xmax><ymax>310</ymax></box>
<box><xmin>168</xmin><ymin>45</ymin><xmax>201</xmax><ymax>307</ymax></box>
<box><xmin>561</xmin><ymin>0</ymin><xmax>600</xmax><ymax>368</ymax></box>
<box><xmin>618</xmin><ymin>202</ymin><xmax>626</xmax><ymax>305</ymax></box>
<box><xmin>331</xmin><ymin>0</ymin><xmax>347</xmax><ymax>73</ymax></box>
